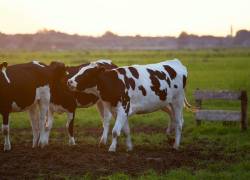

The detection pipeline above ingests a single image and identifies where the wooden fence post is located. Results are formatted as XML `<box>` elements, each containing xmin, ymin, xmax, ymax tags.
<box><xmin>241</xmin><ymin>91</ymin><xmax>248</xmax><ymax>131</ymax></box>
<box><xmin>195</xmin><ymin>99</ymin><xmax>202</xmax><ymax>126</ymax></box>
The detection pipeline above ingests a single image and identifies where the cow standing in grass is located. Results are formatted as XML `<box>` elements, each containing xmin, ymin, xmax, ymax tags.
<box><xmin>68</xmin><ymin>59</ymin><xmax>188</xmax><ymax>152</ymax></box>
<box><xmin>0</xmin><ymin>61</ymin><xmax>66</xmax><ymax>151</ymax></box>
<box><xmin>46</xmin><ymin>60</ymin><xmax>118</xmax><ymax>145</ymax></box>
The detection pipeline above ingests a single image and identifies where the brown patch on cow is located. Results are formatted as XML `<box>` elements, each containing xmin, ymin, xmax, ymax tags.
<box><xmin>174</xmin><ymin>85</ymin><xmax>178</xmax><ymax>89</ymax></box>
<box><xmin>128</xmin><ymin>67</ymin><xmax>139</xmax><ymax>79</ymax></box>
<box><xmin>183</xmin><ymin>75</ymin><xmax>187</xmax><ymax>88</ymax></box>
<box><xmin>97</xmin><ymin>62</ymin><xmax>118</xmax><ymax>69</ymax></box>
<box><xmin>166</xmin><ymin>78</ymin><xmax>171</xmax><ymax>88</ymax></box>
<box><xmin>138</xmin><ymin>85</ymin><xmax>147</xmax><ymax>96</ymax></box>
<box><xmin>147</xmin><ymin>69</ymin><xmax>168</xmax><ymax>101</ymax></box>
<box><xmin>163</xmin><ymin>65</ymin><xmax>177</xmax><ymax>80</ymax></box>
<box><xmin>117</xmin><ymin>68</ymin><xmax>126</xmax><ymax>75</ymax></box>
<box><xmin>97</xmin><ymin>70</ymin><xmax>131</xmax><ymax>114</ymax></box>
<box><xmin>117</xmin><ymin>68</ymin><xmax>136</xmax><ymax>90</ymax></box>
<box><xmin>121</xmin><ymin>91</ymin><xmax>130</xmax><ymax>114</ymax></box>
<box><xmin>127</xmin><ymin>78</ymin><xmax>135</xmax><ymax>90</ymax></box>
<box><xmin>97</xmin><ymin>71</ymin><xmax>125</xmax><ymax>106</ymax></box>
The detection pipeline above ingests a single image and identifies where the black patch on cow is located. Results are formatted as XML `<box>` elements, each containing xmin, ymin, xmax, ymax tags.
<box><xmin>128</xmin><ymin>67</ymin><xmax>139</xmax><ymax>79</ymax></box>
<box><xmin>163</xmin><ymin>65</ymin><xmax>177</xmax><ymax>80</ymax></box>
<box><xmin>183</xmin><ymin>75</ymin><xmax>187</xmax><ymax>88</ymax></box>
<box><xmin>138</xmin><ymin>85</ymin><xmax>147</xmax><ymax>96</ymax></box>
<box><xmin>147</xmin><ymin>68</ymin><xmax>168</xmax><ymax>101</ymax></box>
<box><xmin>174</xmin><ymin>85</ymin><xmax>178</xmax><ymax>89</ymax></box>
<box><xmin>117</xmin><ymin>68</ymin><xmax>136</xmax><ymax>90</ymax></box>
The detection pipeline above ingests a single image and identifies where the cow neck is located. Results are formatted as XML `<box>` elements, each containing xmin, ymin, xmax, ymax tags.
<box><xmin>96</xmin><ymin>71</ymin><xmax>106</xmax><ymax>97</ymax></box>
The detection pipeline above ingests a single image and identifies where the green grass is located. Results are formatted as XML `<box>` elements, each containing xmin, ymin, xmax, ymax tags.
<box><xmin>1</xmin><ymin>48</ymin><xmax>250</xmax><ymax>179</ymax></box>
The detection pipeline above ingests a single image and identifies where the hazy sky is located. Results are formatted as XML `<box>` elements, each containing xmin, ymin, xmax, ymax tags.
<box><xmin>0</xmin><ymin>0</ymin><xmax>249</xmax><ymax>36</ymax></box>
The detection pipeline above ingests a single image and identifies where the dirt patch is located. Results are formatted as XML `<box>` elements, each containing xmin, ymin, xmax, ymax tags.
<box><xmin>0</xmin><ymin>127</ymin><xmax>235</xmax><ymax>179</ymax></box>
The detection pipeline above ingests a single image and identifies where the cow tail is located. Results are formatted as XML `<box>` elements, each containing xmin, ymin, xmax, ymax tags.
<box><xmin>183</xmin><ymin>96</ymin><xmax>198</xmax><ymax>113</ymax></box>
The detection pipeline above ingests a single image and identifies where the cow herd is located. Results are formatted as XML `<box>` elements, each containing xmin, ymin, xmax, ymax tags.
<box><xmin>0</xmin><ymin>59</ymin><xmax>188</xmax><ymax>152</ymax></box>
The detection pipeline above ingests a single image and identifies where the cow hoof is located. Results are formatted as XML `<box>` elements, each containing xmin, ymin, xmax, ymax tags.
<box><xmin>99</xmin><ymin>138</ymin><xmax>107</xmax><ymax>147</ymax></box>
<box><xmin>126</xmin><ymin>146</ymin><xmax>133</xmax><ymax>152</ymax></box>
<box><xmin>4</xmin><ymin>144</ymin><xmax>11</xmax><ymax>151</ymax></box>
<box><xmin>38</xmin><ymin>139</ymin><xmax>48</xmax><ymax>148</ymax></box>
<box><xmin>173</xmin><ymin>144</ymin><xmax>179</xmax><ymax>150</ymax></box>
<box><xmin>108</xmin><ymin>146</ymin><xmax>116</xmax><ymax>152</ymax></box>
<box><xmin>126</xmin><ymin>142</ymin><xmax>133</xmax><ymax>152</ymax></box>
<box><xmin>69</xmin><ymin>138</ymin><xmax>76</xmax><ymax>146</ymax></box>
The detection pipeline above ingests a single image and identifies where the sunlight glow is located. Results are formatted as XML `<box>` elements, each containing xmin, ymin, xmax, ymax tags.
<box><xmin>0</xmin><ymin>0</ymin><xmax>249</xmax><ymax>36</ymax></box>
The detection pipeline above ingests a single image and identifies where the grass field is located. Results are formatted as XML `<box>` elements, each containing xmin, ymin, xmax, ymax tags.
<box><xmin>0</xmin><ymin>49</ymin><xmax>250</xmax><ymax>179</ymax></box>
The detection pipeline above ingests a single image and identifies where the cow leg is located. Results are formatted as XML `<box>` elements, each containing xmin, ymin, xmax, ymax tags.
<box><xmin>66</xmin><ymin>112</ymin><xmax>76</xmax><ymax>145</ymax></box>
<box><xmin>172</xmin><ymin>94</ymin><xmax>185</xmax><ymax>150</ymax></box>
<box><xmin>97</xmin><ymin>101</ymin><xmax>112</xmax><ymax>145</ymax></box>
<box><xmin>162</xmin><ymin>105</ymin><xmax>175</xmax><ymax>135</ymax></box>
<box><xmin>38</xmin><ymin>86</ymin><xmax>50</xmax><ymax>148</ymax></box>
<box><xmin>28</xmin><ymin>104</ymin><xmax>40</xmax><ymax>148</ymax></box>
<box><xmin>109</xmin><ymin>108</ymin><xmax>127</xmax><ymax>152</ymax></box>
<box><xmin>2</xmin><ymin>112</ymin><xmax>11</xmax><ymax>151</ymax></box>
<box><xmin>122</xmin><ymin>119</ymin><xmax>133</xmax><ymax>151</ymax></box>
<box><xmin>43</xmin><ymin>108</ymin><xmax>54</xmax><ymax>145</ymax></box>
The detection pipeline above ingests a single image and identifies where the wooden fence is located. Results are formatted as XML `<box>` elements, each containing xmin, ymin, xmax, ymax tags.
<box><xmin>194</xmin><ymin>89</ymin><xmax>248</xmax><ymax>131</ymax></box>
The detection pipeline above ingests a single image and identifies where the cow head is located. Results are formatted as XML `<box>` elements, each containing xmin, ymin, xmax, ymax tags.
<box><xmin>0</xmin><ymin>62</ymin><xmax>8</xmax><ymax>71</ymax></box>
<box><xmin>67</xmin><ymin>64</ymin><xmax>105</xmax><ymax>92</ymax></box>
<box><xmin>49</xmin><ymin>61</ymin><xmax>67</xmax><ymax>81</ymax></box>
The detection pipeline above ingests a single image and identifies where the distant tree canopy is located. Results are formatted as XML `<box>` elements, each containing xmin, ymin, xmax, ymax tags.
<box><xmin>0</xmin><ymin>29</ymin><xmax>250</xmax><ymax>50</ymax></box>
<box><xmin>102</xmin><ymin>31</ymin><xmax>118</xmax><ymax>38</ymax></box>
<box><xmin>234</xmin><ymin>30</ymin><xmax>250</xmax><ymax>45</ymax></box>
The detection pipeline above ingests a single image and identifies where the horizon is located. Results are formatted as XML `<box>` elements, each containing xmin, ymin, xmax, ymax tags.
<box><xmin>1</xmin><ymin>28</ymin><xmax>249</xmax><ymax>38</ymax></box>
<box><xmin>1</xmin><ymin>0</ymin><xmax>250</xmax><ymax>37</ymax></box>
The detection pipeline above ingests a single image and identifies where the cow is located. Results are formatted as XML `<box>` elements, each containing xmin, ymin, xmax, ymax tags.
<box><xmin>0</xmin><ymin>61</ymin><xmax>66</xmax><ymax>151</ymax></box>
<box><xmin>67</xmin><ymin>59</ymin><xmax>188</xmax><ymax>152</ymax></box>
<box><xmin>45</xmin><ymin>60</ymin><xmax>118</xmax><ymax>146</ymax></box>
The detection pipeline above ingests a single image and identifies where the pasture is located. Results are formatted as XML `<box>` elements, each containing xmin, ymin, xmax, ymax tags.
<box><xmin>0</xmin><ymin>49</ymin><xmax>250</xmax><ymax>179</ymax></box>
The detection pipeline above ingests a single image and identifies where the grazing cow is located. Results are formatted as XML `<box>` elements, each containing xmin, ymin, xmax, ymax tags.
<box><xmin>45</xmin><ymin>60</ymin><xmax>118</xmax><ymax>145</ymax></box>
<box><xmin>68</xmin><ymin>59</ymin><xmax>188</xmax><ymax>152</ymax></box>
<box><xmin>0</xmin><ymin>61</ymin><xmax>66</xmax><ymax>151</ymax></box>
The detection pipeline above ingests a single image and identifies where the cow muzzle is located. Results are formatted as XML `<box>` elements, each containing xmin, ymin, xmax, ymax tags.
<box><xmin>67</xmin><ymin>79</ymin><xmax>77</xmax><ymax>91</ymax></box>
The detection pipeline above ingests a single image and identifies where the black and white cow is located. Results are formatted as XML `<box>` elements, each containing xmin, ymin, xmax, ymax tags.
<box><xmin>45</xmin><ymin>60</ymin><xmax>118</xmax><ymax>145</ymax></box>
<box><xmin>0</xmin><ymin>61</ymin><xmax>66</xmax><ymax>151</ymax></box>
<box><xmin>68</xmin><ymin>59</ymin><xmax>188</xmax><ymax>152</ymax></box>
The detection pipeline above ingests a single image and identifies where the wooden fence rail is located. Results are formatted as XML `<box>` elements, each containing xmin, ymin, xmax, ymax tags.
<box><xmin>194</xmin><ymin>90</ymin><xmax>248</xmax><ymax>130</ymax></box>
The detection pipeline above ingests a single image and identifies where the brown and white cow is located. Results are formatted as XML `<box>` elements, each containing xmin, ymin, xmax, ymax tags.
<box><xmin>45</xmin><ymin>60</ymin><xmax>118</xmax><ymax>145</ymax></box>
<box><xmin>68</xmin><ymin>59</ymin><xmax>188</xmax><ymax>152</ymax></box>
<box><xmin>0</xmin><ymin>61</ymin><xmax>66</xmax><ymax>151</ymax></box>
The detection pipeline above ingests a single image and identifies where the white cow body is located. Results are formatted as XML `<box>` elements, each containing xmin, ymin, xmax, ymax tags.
<box><xmin>68</xmin><ymin>59</ymin><xmax>187</xmax><ymax>152</ymax></box>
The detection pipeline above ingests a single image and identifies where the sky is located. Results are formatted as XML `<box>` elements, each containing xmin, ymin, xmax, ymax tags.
<box><xmin>0</xmin><ymin>0</ymin><xmax>249</xmax><ymax>37</ymax></box>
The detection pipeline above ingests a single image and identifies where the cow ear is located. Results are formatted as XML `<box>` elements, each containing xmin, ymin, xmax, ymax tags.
<box><xmin>0</xmin><ymin>61</ymin><xmax>8</xmax><ymax>70</ymax></box>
